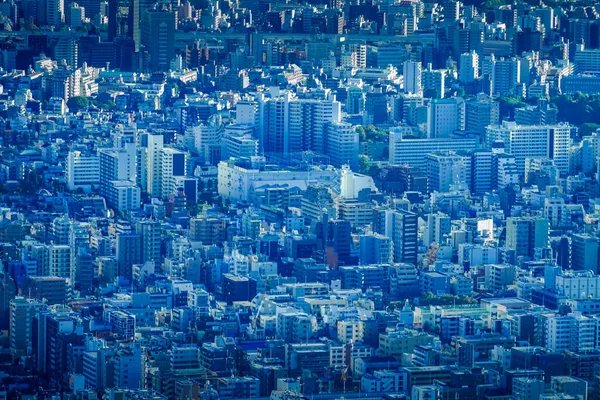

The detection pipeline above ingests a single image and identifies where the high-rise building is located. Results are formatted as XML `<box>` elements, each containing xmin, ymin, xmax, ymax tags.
<box><xmin>325</xmin><ymin>121</ymin><xmax>359</xmax><ymax>170</ymax></box>
<box><xmin>459</xmin><ymin>51</ymin><xmax>479</xmax><ymax>82</ymax></box>
<box><xmin>47</xmin><ymin>244</ymin><xmax>72</xmax><ymax>280</ymax></box>
<box><xmin>465</xmin><ymin>94</ymin><xmax>499</xmax><ymax>134</ymax></box>
<box><xmin>10</xmin><ymin>297</ymin><xmax>45</xmax><ymax>357</ymax></box>
<box><xmin>359</xmin><ymin>233</ymin><xmax>393</xmax><ymax>264</ymax></box>
<box><xmin>116</xmin><ymin>232</ymin><xmax>142</xmax><ymax>281</ymax></box>
<box><xmin>427</xmin><ymin>98</ymin><xmax>466</xmax><ymax>138</ymax></box>
<box><xmin>490</xmin><ymin>57</ymin><xmax>521</xmax><ymax>96</ymax></box>
<box><xmin>160</xmin><ymin>148</ymin><xmax>187</xmax><ymax>199</ymax></box>
<box><xmin>392</xmin><ymin>209</ymin><xmax>418</xmax><ymax>265</ymax></box>
<box><xmin>128</xmin><ymin>0</ymin><xmax>140</xmax><ymax>51</ymax></box>
<box><xmin>48</xmin><ymin>0</ymin><xmax>65</xmax><ymax>26</ymax></box>
<box><xmin>144</xmin><ymin>132</ymin><xmax>164</xmax><ymax>197</ymax></box>
<box><xmin>505</xmin><ymin>217</ymin><xmax>549</xmax><ymax>259</ymax></box>
<box><xmin>486</xmin><ymin>121</ymin><xmax>571</xmax><ymax>176</ymax></box>
<box><xmin>141</xmin><ymin>8</ymin><xmax>176</xmax><ymax>71</ymax></box>
<box><xmin>424</xmin><ymin>213</ymin><xmax>451</xmax><ymax>246</ymax></box>
<box><xmin>403</xmin><ymin>60</ymin><xmax>422</xmax><ymax>95</ymax></box>
<box><xmin>426</xmin><ymin>152</ymin><xmax>470</xmax><ymax>193</ymax></box>
<box><xmin>136</xmin><ymin>220</ymin><xmax>161</xmax><ymax>265</ymax></box>
<box><xmin>98</xmin><ymin>144</ymin><xmax>137</xmax><ymax>197</ymax></box>
<box><xmin>421</xmin><ymin>63</ymin><xmax>446</xmax><ymax>98</ymax></box>
<box><xmin>571</xmin><ymin>234</ymin><xmax>599</xmax><ymax>274</ymax></box>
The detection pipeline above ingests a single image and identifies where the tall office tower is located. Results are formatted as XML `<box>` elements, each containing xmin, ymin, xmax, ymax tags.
<box><xmin>459</xmin><ymin>51</ymin><xmax>479</xmax><ymax>82</ymax></box>
<box><xmin>505</xmin><ymin>217</ymin><xmax>549</xmax><ymax>259</ymax></box>
<box><xmin>0</xmin><ymin>273</ymin><xmax>15</xmax><ymax>331</ymax></box>
<box><xmin>426</xmin><ymin>152</ymin><xmax>470</xmax><ymax>193</ymax></box>
<box><xmin>136</xmin><ymin>220</ymin><xmax>161</xmax><ymax>265</ymax></box>
<box><xmin>486</xmin><ymin>121</ymin><xmax>571</xmax><ymax>176</ymax></box>
<box><xmin>442</xmin><ymin>0</ymin><xmax>460</xmax><ymax>21</ymax></box>
<box><xmin>128</xmin><ymin>0</ymin><xmax>140</xmax><ymax>51</ymax></box>
<box><xmin>160</xmin><ymin>148</ymin><xmax>187</xmax><ymax>199</ymax></box>
<box><xmin>403</xmin><ymin>60</ymin><xmax>422</xmax><ymax>95</ymax></box>
<box><xmin>259</xmin><ymin>92</ymin><xmax>292</xmax><ymax>153</ymax></box>
<box><xmin>388</xmin><ymin>126</ymin><xmax>478</xmax><ymax>169</ymax></box>
<box><xmin>424</xmin><ymin>213</ymin><xmax>452</xmax><ymax>246</ymax></box>
<box><xmin>10</xmin><ymin>297</ymin><xmax>45</xmax><ymax>357</ymax></box>
<box><xmin>421</xmin><ymin>63</ymin><xmax>446</xmax><ymax>98</ymax></box>
<box><xmin>145</xmin><ymin>133</ymin><xmax>164</xmax><ymax>197</ymax></box>
<box><xmin>68</xmin><ymin>3</ymin><xmax>85</xmax><ymax>27</ymax></box>
<box><xmin>325</xmin><ymin>122</ymin><xmax>359</xmax><ymax>170</ymax></box>
<box><xmin>287</xmin><ymin>97</ymin><xmax>341</xmax><ymax>154</ymax></box>
<box><xmin>570</xmin><ymin>234</ymin><xmax>599</xmax><ymax>273</ymax></box>
<box><xmin>392</xmin><ymin>209</ymin><xmax>418</xmax><ymax>265</ymax></box>
<box><xmin>116</xmin><ymin>232</ymin><xmax>142</xmax><ymax>281</ymax></box>
<box><xmin>427</xmin><ymin>98</ymin><xmax>466</xmax><ymax>138</ymax></box>
<box><xmin>48</xmin><ymin>0</ymin><xmax>65</xmax><ymax>26</ymax></box>
<box><xmin>141</xmin><ymin>8</ymin><xmax>176</xmax><ymax>71</ymax></box>
<box><xmin>108</xmin><ymin>0</ymin><xmax>118</xmax><ymax>40</ymax></box>
<box><xmin>465</xmin><ymin>94</ymin><xmax>500</xmax><ymax>134</ymax></box>
<box><xmin>54</xmin><ymin>37</ymin><xmax>79</xmax><ymax>67</ymax></box>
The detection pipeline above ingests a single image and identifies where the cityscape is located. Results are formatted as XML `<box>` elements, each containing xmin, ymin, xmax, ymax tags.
<box><xmin>2</xmin><ymin>0</ymin><xmax>600</xmax><ymax>399</ymax></box>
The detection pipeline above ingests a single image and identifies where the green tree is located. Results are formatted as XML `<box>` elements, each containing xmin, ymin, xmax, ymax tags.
<box><xmin>358</xmin><ymin>155</ymin><xmax>370</xmax><ymax>174</ymax></box>
<box><xmin>67</xmin><ymin>96</ymin><xmax>89</xmax><ymax>112</ymax></box>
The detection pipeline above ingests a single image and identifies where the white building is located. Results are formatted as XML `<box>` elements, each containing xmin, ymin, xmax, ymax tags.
<box><xmin>486</xmin><ymin>121</ymin><xmax>571</xmax><ymax>176</ymax></box>
<box><xmin>389</xmin><ymin>126</ymin><xmax>478</xmax><ymax>170</ymax></box>
<box><xmin>459</xmin><ymin>51</ymin><xmax>479</xmax><ymax>82</ymax></box>
<box><xmin>426</xmin><ymin>152</ymin><xmax>470</xmax><ymax>193</ymax></box>
<box><xmin>217</xmin><ymin>158</ymin><xmax>338</xmax><ymax>202</ymax></box>
<box><xmin>325</xmin><ymin>121</ymin><xmax>359</xmax><ymax>170</ymax></box>
<box><xmin>98</xmin><ymin>144</ymin><xmax>137</xmax><ymax>196</ymax></box>
<box><xmin>427</xmin><ymin>98</ymin><xmax>465</xmax><ymax>138</ymax></box>
<box><xmin>66</xmin><ymin>150</ymin><xmax>100</xmax><ymax>192</ymax></box>
<box><xmin>145</xmin><ymin>133</ymin><xmax>164</xmax><ymax>197</ymax></box>
<box><xmin>160</xmin><ymin>148</ymin><xmax>188</xmax><ymax>199</ymax></box>
<box><xmin>192</xmin><ymin>122</ymin><xmax>222</xmax><ymax>164</ymax></box>
<box><xmin>107</xmin><ymin>180</ymin><xmax>141</xmax><ymax>212</ymax></box>
<box><xmin>222</xmin><ymin>123</ymin><xmax>257</xmax><ymax>160</ymax></box>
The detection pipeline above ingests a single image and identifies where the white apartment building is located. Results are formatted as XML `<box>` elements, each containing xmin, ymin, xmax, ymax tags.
<box><xmin>66</xmin><ymin>150</ymin><xmax>100</xmax><ymax>192</ymax></box>
<box><xmin>325</xmin><ymin>121</ymin><xmax>359</xmax><ymax>169</ymax></box>
<box><xmin>160</xmin><ymin>148</ymin><xmax>188</xmax><ymax>199</ymax></box>
<box><xmin>107</xmin><ymin>180</ymin><xmax>141</xmax><ymax>212</ymax></box>
<box><xmin>459</xmin><ymin>51</ymin><xmax>479</xmax><ymax>82</ymax></box>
